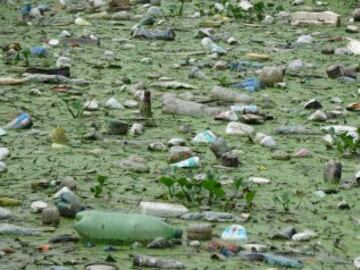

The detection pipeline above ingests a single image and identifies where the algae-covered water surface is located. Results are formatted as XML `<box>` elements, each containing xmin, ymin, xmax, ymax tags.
<box><xmin>0</xmin><ymin>0</ymin><xmax>359</xmax><ymax>269</ymax></box>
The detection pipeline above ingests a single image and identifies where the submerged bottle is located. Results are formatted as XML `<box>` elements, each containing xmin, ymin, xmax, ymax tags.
<box><xmin>74</xmin><ymin>210</ymin><xmax>182</xmax><ymax>242</ymax></box>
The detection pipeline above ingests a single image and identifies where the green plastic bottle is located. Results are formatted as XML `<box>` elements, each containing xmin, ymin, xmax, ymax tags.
<box><xmin>74</xmin><ymin>210</ymin><xmax>182</xmax><ymax>243</ymax></box>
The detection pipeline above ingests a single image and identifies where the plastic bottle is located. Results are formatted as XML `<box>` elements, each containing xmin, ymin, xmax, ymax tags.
<box><xmin>107</xmin><ymin>120</ymin><xmax>129</xmax><ymax>135</ymax></box>
<box><xmin>211</xmin><ymin>86</ymin><xmax>253</xmax><ymax>104</ymax></box>
<box><xmin>133</xmin><ymin>28</ymin><xmax>175</xmax><ymax>41</ymax></box>
<box><xmin>209</xmin><ymin>137</ymin><xmax>229</xmax><ymax>158</ymax></box>
<box><xmin>170</xmin><ymin>156</ymin><xmax>200</xmax><ymax>168</ymax></box>
<box><xmin>167</xmin><ymin>146</ymin><xmax>193</xmax><ymax>163</ymax></box>
<box><xmin>108</xmin><ymin>0</ymin><xmax>130</xmax><ymax>10</ymax></box>
<box><xmin>228</xmin><ymin>61</ymin><xmax>263</xmax><ymax>71</ymax></box>
<box><xmin>55</xmin><ymin>192</ymin><xmax>85</xmax><ymax>218</ymax></box>
<box><xmin>5</xmin><ymin>112</ymin><xmax>32</xmax><ymax>129</ymax></box>
<box><xmin>323</xmin><ymin>160</ymin><xmax>342</xmax><ymax>183</ymax></box>
<box><xmin>133</xmin><ymin>255</ymin><xmax>185</xmax><ymax>269</ymax></box>
<box><xmin>30</xmin><ymin>47</ymin><xmax>48</xmax><ymax>57</ymax></box>
<box><xmin>259</xmin><ymin>66</ymin><xmax>284</xmax><ymax>87</ymax></box>
<box><xmin>0</xmin><ymin>147</ymin><xmax>10</xmax><ymax>161</ymax></box>
<box><xmin>239</xmin><ymin>251</ymin><xmax>303</xmax><ymax>268</ymax></box>
<box><xmin>192</xmin><ymin>130</ymin><xmax>217</xmax><ymax>143</ymax></box>
<box><xmin>137</xmin><ymin>16</ymin><xmax>156</xmax><ymax>28</ymax></box>
<box><xmin>230</xmin><ymin>104</ymin><xmax>258</xmax><ymax>114</ymax></box>
<box><xmin>85</xmin><ymin>263</ymin><xmax>118</xmax><ymax>270</ymax></box>
<box><xmin>74</xmin><ymin>210</ymin><xmax>182</xmax><ymax>242</ymax></box>
<box><xmin>201</xmin><ymin>38</ymin><xmax>227</xmax><ymax>55</ymax></box>
<box><xmin>20</xmin><ymin>3</ymin><xmax>32</xmax><ymax>16</ymax></box>
<box><xmin>44</xmin><ymin>267</ymin><xmax>76</xmax><ymax>270</ymax></box>
<box><xmin>232</xmin><ymin>78</ymin><xmax>264</xmax><ymax>92</ymax></box>
<box><xmin>187</xmin><ymin>223</ymin><xmax>212</xmax><ymax>240</ymax></box>
<box><xmin>139</xmin><ymin>202</ymin><xmax>189</xmax><ymax>218</ymax></box>
<box><xmin>221</xmin><ymin>224</ymin><xmax>247</xmax><ymax>243</ymax></box>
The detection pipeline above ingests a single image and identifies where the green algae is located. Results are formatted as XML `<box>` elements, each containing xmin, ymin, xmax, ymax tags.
<box><xmin>0</xmin><ymin>0</ymin><xmax>359</xmax><ymax>269</ymax></box>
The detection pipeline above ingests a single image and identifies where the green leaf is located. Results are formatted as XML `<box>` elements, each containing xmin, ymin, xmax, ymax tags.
<box><xmin>274</xmin><ymin>5</ymin><xmax>284</xmax><ymax>12</ymax></box>
<box><xmin>91</xmin><ymin>185</ymin><xmax>102</xmax><ymax>198</ymax></box>
<box><xmin>73</xmin><ymin>101</ymin><xmax>84</xmax><ymax>118</ymax></box>
<box><xmin>202</xmin><ymin>179</ymin><xmax>225</xmax><ymax>198</ymax></box>
<box><xmin>341</xmin><ymin>134</ymin><xmax>353</xmax><ymax>146</ymax></box>
<box><xmin>245</xmin><ymin>190</ymin><xmax>256</xmax><ymax>207</ymax></box>
<box><xmin>202</xmin><ymin>179</ymin><xmax>217</xmax><ymax>190</ymax></box>
<box><xmin>176</xmin><ymin>177</ymin><xmax>188</xmax><ymax>187</ymax></box>
<box><xmin>175</xmin><ymin>191</ymin><xmax>185</xmax><ymax>200</ymax></box>
<box><xmin>97</xmin><ymin>175</ymin><xmax>108</xmax><ymax>185</ymax></box>
<box><xmin>22</xmin><ymin>48</ymin><xmax>31</xmax><ymax>58</ymax></box>
<box><xmin>234</xmin><ymin>178</ymin><xmax>243</xmax><ymax>189</ymax></box>
<box><xmin>254</xmin><ymin>1</ymin><xmax>265</xmax><ymax>10</ymax></box>
<box><xmin>159</xmin><ymin>177</ymin><xmax>175</xmax><ymax>188</ymax></box>
<box><xmin>213</xmin><ymin>187</ymin><xmax>225</xmax><ymax>198</ymax></box>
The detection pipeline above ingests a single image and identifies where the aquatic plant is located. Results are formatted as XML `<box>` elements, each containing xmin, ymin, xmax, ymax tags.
<box><xmin>90</xmin><ymin>175</ymin><xmax>112</xmax><ymax>198</ymax></box>
<box><xmin>329</xmin><ymin>127</ymin><xmax>360</xmax><ymax>157</ymax></box>
<box><xmin>159</xmin><ymin>171</ymin><xmax>255</xmax><ymax>211</ymax></box>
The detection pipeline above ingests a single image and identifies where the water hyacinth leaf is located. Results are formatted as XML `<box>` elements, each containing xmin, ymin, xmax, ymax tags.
<box><xmin>202</xmin><ymin>179</ymin><xmax>225</xmax><ymax>198</ymax></box>
<box><xmin>159</xmin><ymin>177</ymin><xmax>175</xmax><ymax>188</ymax></box>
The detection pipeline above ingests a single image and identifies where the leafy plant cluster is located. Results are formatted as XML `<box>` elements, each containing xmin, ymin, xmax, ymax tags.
<box><xmin>273</xmin><ymin>191</ymin><xmax>291</xmax><ymax>211</ymax></box>
<box><xmin>216</xmin><ymin>75</ymin><xmax>232</xmax><ymax>87</ymax></box>
<box><xmin>167</xmin><ymin>0</ymin><xmax>284</xmax><ymax>22</ymax></box>
<box><xmin>227</xmin><ymin>1</ymin><xmax>265</xmax><ymax>21</ymax></box>
<box><xmin>90</xmin><ymin>175</ymin><xmax>112</xmax><ymax>198</ymax></box>
<box><xmin>3</xmin><ymin>48</ymin><xmax>31</xmax><ymax>66</ymax></box>
<box><xmin>159</xmin><ymin>171</ymin><xmax>256</xmax><ymax>211</ymax></box>
<box><xmin>273</xmin><ymin>190</ymin><xmax>305</xmax><ymax>212</ymax></box>
<box><xmin>329</xmin><ymin>127</ymin><xmax>360</xmax><ymax>157</ymax></box>
<box><xmin>168</xmin><ymin>0</ymin><xmax>190</xmax><ymax>17</ymax></box>
<box><xmin>62</xmin><ymin>99</ymin><xmax>84</xmax><ymax>119</ymax></box>
<box><xmin>194</xmin><ymin>0</ymin><xmax>265</xmax><ymax>21</ymax></box>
